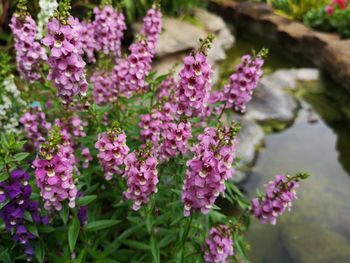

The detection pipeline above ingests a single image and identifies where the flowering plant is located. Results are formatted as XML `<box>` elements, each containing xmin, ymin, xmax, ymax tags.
<box><xmin>304</xmin><ymin>0</ymin><xmax>350</xmax><ymax>38</ymax></box>
<box><xmin>0</xmin><ymin>0</ymin><xmax>309</xmax><ymax>262</ymax></box>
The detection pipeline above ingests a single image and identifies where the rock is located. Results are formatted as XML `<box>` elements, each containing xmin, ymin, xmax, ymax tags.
<box><xmin>193</xmin><ymin>8</ymin><xmax>226</xmax><ymax>33</ymax></box>
<box><xmin>152</xmin><ymin>53</ymin><xmax>184</xmax><ymax>76</ymax></box>
<box><xmin>216</xmin><ymin>27</ymin><xmax>235</xmax><ymax>50</ymax></box>
<box><xmin>264</xmin><ymin>69</ymin><xmax>298</xmax><ymax>90</ymax></box>
<box><xmin>282</xmin><ymin>223</ymin><xmax>350</xmax><ymax>263</ymax></box>
<box><xmin>245</xmin><ymin>81</ymin><xmax>298</xmax><ymax>123</ymax></box>
<box><xmin>236</xmin><ymin>117</ymin><xmax>265</xmax><ymax>166</ymax></box>
<box><xmin>296</xmin><ymin>68</ymin><xmax>319</xmax><ymax>81</ymax></box>
<box><xmin>154</xmin><ymin>17</ymin><xmax>207</xmax><ymax>57</ymax></box>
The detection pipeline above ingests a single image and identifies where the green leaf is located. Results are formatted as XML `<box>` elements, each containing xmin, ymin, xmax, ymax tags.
<box><xmin>13</xmin><ymin>152</ymin><xmax>29</xmax><ymax>161</ymax></box>
<box><xmin>0</xmin><ymin>199</ymin><xmax>9</xmax><ymax>210</ymax></box>
<box><xmin>150</xmin><ymin>235</ymin><xmax>160</xmax><ymax>263</ymax></box>
<box><xmin>85</xmin><ymin>220</ymin><xmax>121</xmax><ymax>232</ymax></box>
<box><xmin>76</xmin><ymin>195</ymin><xmax>97</xmax><ymax>206</ymax></box>
<box><xmin>0</xmin><ymin>173</ymin><xmax>9</xmax><ymax>182</ymax></box>
<box><xmin>121</xmin><ymin>240</ymin><xmax>150</xmax><ymax>250</ymax></box>
<box><xmin>68</xmin><ymin>218</ymin><xmax>80</xmax><ymax>252</ymax></box>
<box><xmin>38</xmin><ymin>225</ymin><xmax>55</xmax><ymax>233</ymax></box>
<box><xmin>23</xmin><ymin>211</ymin><xmax>33</xmax><ymax>222</ymax></box>
<box><xmin>35</xmin><ymin>241</ymin><xmax>45</xmax><ymax>263</ymax></box>
<box><xmin>59</xmin><ymin>204</ymin><xmax>69</xmax><ymax>225</ymax></box>
<box><xmin>27</xmin><ymin>224</ymin><xmax>39</xmax><ymax>237</ymax></box>
<box><xmin>0</xmin><ymin>248</ymin><xmax>11</xmax><ymax>263</ymax></box>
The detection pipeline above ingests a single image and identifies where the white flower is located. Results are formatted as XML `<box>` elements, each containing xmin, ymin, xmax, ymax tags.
<box><xmin>37</xmin><ymin>0</ymin><xmax>58</xmax><ymax>39</ymax></box>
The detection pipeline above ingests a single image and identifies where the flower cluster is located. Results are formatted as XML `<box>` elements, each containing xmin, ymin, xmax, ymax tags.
<box><xmin>123</xmin><ymin>145</ymin><xmax>159</xmax><ymax>210</ymax></box>
<box><xmin>221</xmin><ymin>54</ymin><xmax>264</xmax><ymax>112</ymax></box>
<box><xmin>250</xmin><ymin>174</ymin><xmax>300</xmax><ymax>225</ymax></box>
<box><xmin>0</xmin><ymin>76</ymin><xmax>26</xmax><ymax>134</ymax></box>
<box><xmin>141</xmin><ymin>6</ymin><xmax>162</xmax><ymax>47</ymax></box>
<box><xmin>81</xmin><ymin>147</ymin><xmax>93</xmax><ymax>169</ymax></box>
<box><xmin>112</xmin><ymin>38</ymin><xmax>154</xmax><ymax>98</ymax></box>
<box><xmin>182</xmin><ymin>124</ymin><xmax>239</xmax><ymax>217</ymax></box>
<box><xmin>0</xmin><ymin>170</ymin><xmax>47</xmax><ymax>258</ymax></box>
<box><xmin>326</xmin><ymin>0</ymin><xmax>350</xmax><ymax>15</ymax></box>
<box><xmin>33</xmin><ymin>131</ymin><xmax>78</xmax><ymax>211</ymax></box>
<box><xmin>42</xmin><ymin>17</ymin><xmax>88</xmax><ymax>104</ymax></box>
<box><xmin>79</xmin><ymin>21</ymin><xmax>98</xmax><ymax>63</ymax></box>
<box><xmin>20</xmin><ymin>106</ymin><xmax>52</xmax><ymax>148</ymax></box>
<box><xmin>93</xmin><ymin>5</ymin><xmax>126</xmax><ymax>57</ymax></box>
<box><xmin>91</xmin><ymin>71</ymin><xmax>114</xmax><ymax>105</ymax></box>
<box><xmin>37</xmin><ymin>0</ymin><xmax>58</xmax><ymax>38</ymax></box>
<box><xmin>156</xmin><ymin>76</ymin><xmax>177</xmax><ymax>101</ymax></box>
<box><xmin>10</xmin><ymin>14</ymin><xmax>47</xmax><ymax>83</ymax></box>
<box><xmin>139</xmin><ymin>109</ymin><xmax>164</xmax><ymax>147</ymax></box>
<box><xmin>176</xmin><ymin>49</ymin><xmax>212</xmax><ymax>117</ymax></box>
<box><xmin>204</xmin><ymin>225</ymin><xmax>234</xmax><ymax>263</ymax></box>
<box><xmin>159</xmin><ymin>119</ymin><xmax>192</xmax><ymax>162</ymax></box>
<box><xmin>95</xmin><ymin>128</ymin><xmax>130</xmax><ymax>180</ymax></box>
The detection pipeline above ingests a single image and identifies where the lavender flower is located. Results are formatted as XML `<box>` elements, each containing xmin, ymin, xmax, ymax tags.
<box><xmin>92</xmin><ymin>5</ymin><xmax>126</xmax><ymax>56</ymax></box>
<box><xmin>81</xmin><ymin>147</ymin><xmax>93</xmax><ymax>169</ymax></box>
<box><xmin>33</xmin><ymin>131</ymin><xmax>78</xmax><ymax>211</ymax></box>
<box><xmin>250</xmin><ymin>174</ymin><xmax>300</xmax><ymax>225</ymax></box>
<box><xmin>20</xmin><ymin>106</ymin><xmax>52</xmax><ymax>149</ymax></box>
<box><xmin>176</xmin><ymin>39</ymin><xmax>213</xmax><ymax>117</ymax></box>
<box><xmin>42</xmin><ymin>17</ymin><xmax>88</xmax><ymax>104</ymax></box>
<box><xmin>95</xmin><ymin>127</ymin><xmax>129</xmax><ymax>180</ymax></box>
<box><xmin>204</xmin><ymin>225</ymin><xmax>234</xmax><ymax>263</ymax></box>
<box><xmin>79</xmin><ymin>21</ymin><xmax>98</xmax><ymax>63</ymax></box>
<box><xmin>182</xmin><ymin>124</ymin><xmax>239</xmax><ymax>217</ymax></box>
<box><xmin>91</xmin><ymin>71</ymin><xmax>115</xmax><ymax>105</ymax></box>
<box><xmin>141</xmin><ymin>6</ymin><xmax>162</xmax><ymax>48</ymax></box>
<box><xmin>123</xmin><ymin>144</ymin><xmax>159</xmax><ymax>210</ymax></box>
<box><xmin>221</xmin><ymin>54</ymin><xmax>264</xmax><ymax>112</ymax></box>
<box><xmin>10</xmin><ymin>14</ymin><xmax>47</xmax><ymax>83</ymax></box>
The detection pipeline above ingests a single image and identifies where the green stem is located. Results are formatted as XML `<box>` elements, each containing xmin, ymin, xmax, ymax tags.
<box><xmin>181</xmin><ymin>214</ymin><xmax>193</xmax><ymax>262</ymax></box>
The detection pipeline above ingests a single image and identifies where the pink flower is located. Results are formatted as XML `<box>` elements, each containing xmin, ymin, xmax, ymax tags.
<box><xmin>92</xmin><ymin>5</ymin><xmax>126</xmax><ymax>56</ymax></box>
<box><xmin>221</xmin><ymin>54</ymin><xmax>264</xmax><ymax>112</ymax></box>
<box><xmin>20</xmin><ymin>107</ymin><xmax>52</xmax><ymax>149</ymax></box>
<box><xmin>123</xmin><ymin>146</ymin><xmax>158</xmax><ymax>210</ymax></box>
<box><xmin>176</xmin><ymin>51</ymin><xmax>212</xmax><ymax>117</ymax></box>
<box><xmin>42</xmin><ymin>17</ymin><xmax>88</xmax><ymax>104</ymax></box>
<box><xmin>141</xmin><ymin>7</ymin><xmax>162</xmax><ymax>48</ymax></box>
<box><xmin>79</xmin><ymin>21</ymin><xmax>98</xmax><ymax>63</ymax></box>
<box><xmin>91</xmin><ymin>71</ymin><xmax>115</xmax><ymax>105</ymax></box>
<box><xmin>182</xmin><ymin>125</ymin><xmax>238</xmax><ymax>217</ymax></box>
<box><xmin>33</xmin><ymin>141</ymin><xmax>78</xmax><ymax>211</ymax></box>
<box><xmin>81</xmin><ymin>147</ymin><xmax>93</xmax><ymax>169</ymax></box>
<box><xmin>159</xmin><ymin>119</ymin><xmax>192</xmax><ymax>162</ymax></box>
<box><xmin>95</xmin><ymin>128</ymin><xmax>129</xmax><ymax>180</ymax></box>
<box><xmin>326</xmin><ymin>5</ymin><xmax>334</xmax><ymax>15</ymax></box>
<box><xmin>112</xmin><ymin>38</ymin><xmax>154</xmax><ymax>98</ymax></box>
<box><xmin>204</xmin><ymin>225</ymin><xmax>234</xmax><ymax>263</ymax></box>
<box><xmin>10</xmin><ymin>14</ymin><xmax>47</xmax><ymax>83</ymax></box>
<box><xmin>250</xmin><ymin>174</ymin><xmax>299</xmax><ymax>225</ymax></box>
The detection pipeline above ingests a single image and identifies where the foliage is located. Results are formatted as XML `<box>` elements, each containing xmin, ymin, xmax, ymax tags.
<box><xmin>304</xmin><ymin>2</ymin><xmax>350</xmax><ymax>38</ymax></box>
<box><xmin>266</xmin><ymin>0</ymin><xmax>328</xmax><ymax>20</ymax></box>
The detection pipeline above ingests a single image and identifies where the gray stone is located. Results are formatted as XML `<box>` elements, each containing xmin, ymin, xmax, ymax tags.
<box><xmin>152</xmin><ymin>53</ymin><xmax>184</xmax><ymax>76</ymax></box>
<box><xmin>194</xmin><ymin>8</ymin><xmax>226</xmax><ymax>33</ymax></box>
<box><xmin>236</xmin><ymin>117</ymin><xmax>265</xmax><ymax>166</ymax></box>
<box><xmin>216</xmin><ymin>27</ymin><xmax>235</xmax><ymax>50</ymax></box>
<box><xmin>154</xmin><ymin>17</ymin><xmax>207</xmax><ymax>57</ymax></box>
<box><xmin>265</xmin><ymin>69</ymin><xmax>298</xmax><ymax>90</ymax></box>
<box><xmin>296</xmin><ymin>68</ymin><xmax>319</xmax><ymax>81</ymax></box>
<box><xmin>245</xmin><ymin>81</ymin><xmax>298</xmax><ymax>123</ymax></box>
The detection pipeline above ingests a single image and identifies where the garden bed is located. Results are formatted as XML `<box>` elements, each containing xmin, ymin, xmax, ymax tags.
<box><xmin>209</xmin><ymin>0</ymin><xmax>350</xmax><ymax>93</ymax></box>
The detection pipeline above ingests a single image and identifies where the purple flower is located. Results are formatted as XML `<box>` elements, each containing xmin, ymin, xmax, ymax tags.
<box><xmin>81</xmin><ymin>147</ymin><xmax>93</xmax><ymax>169</ymax></box>
<box><xmin>221</xmin><ymin>54</ymin><xmax>264</xmax><ymax>112</ymax></box>
<box><xmin>42</xmin><ymin>17</ymin><xmax>88</xmax><ymax>104</ymax></box>
<box><xmin>141</xmin><ymin>7</ymin><xmax>162</xmax><ymax>48</ymax></box>
<box><xmin>159</xmin><ymin>119</ymin><xmax>192</xmax><ymax>162</ymax></box>
<box><xmin>182</xmin><ymin>125</ymin><xmax>238</xmax><ymax>216</ymax></box>
<box><xmin>112</xmin><ymin>37</ymin><xmax>154</xmax><ymax>98</ymax></box>
<box><xmin>176</xmin><ymin>51</ymin><xmax>212</xmax><ymax>117</ymax></box>
<box><xmin>203</xmin><ymin>225</ymin><xmax>234</xmax><ymax>263</ymax></box>
<box><xmin>123</xmin><ymin>145</ymin><xmax>159</xmax><ymax>210</ymax></box>
<box><xmin>33</xmin><ymin>141</ymin><xmax>78</xmax><ymax>211</ymax></box>
<box><xmin>20</xmin><ymin>107</ymin><xmax>52</xmax><ymax>149</ymax></box>
<box><xmin>0</xmin><ymin>169</ymin><xmax>46</xmax><ymax>259</ymax></box>
<box><xmin>95</xmin><ymin>128</ymin><xmax>130</xmax><ymax>180</ymax></box>
<box><xmin>10</xmin><ymin>14</ymin><xmax>47</xmax><ymax>83</ymax></box>
<box><xmin>250</xmin><ymin>174</ymin><xmax>299</xmax><ymax>225</ymax></box>
<box><xmin>79</xmin><ymin>21</ymin><xmax>98</xmax><ymax>63</ymax></box>
<box><xmin>91</xmin><ymin>71</ymin><xmax>115</xmax><ymax>105</ymax></box>
<box><xmin>92</xmin><ymin>5</ymin><xmax>126</xmax><ymax>56</ymax></box>
<box><xmin>156</xmin><ymin>76</ymin><xmax>177</xmax><ymax>101</ymax></box>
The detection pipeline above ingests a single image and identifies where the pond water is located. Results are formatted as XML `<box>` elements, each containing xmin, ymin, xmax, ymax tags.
<box><xmin>218</xmin><ymin>36</ymin><xmax>350</xmax><ymax>263</ymax></box>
